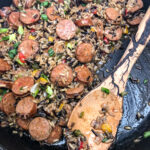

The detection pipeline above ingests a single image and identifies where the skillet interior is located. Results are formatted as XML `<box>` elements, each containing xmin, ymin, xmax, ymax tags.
<box><xmin>0</xmin><ymin>0</ymin><xmax>150</xmax><ymax>150</ymax></box>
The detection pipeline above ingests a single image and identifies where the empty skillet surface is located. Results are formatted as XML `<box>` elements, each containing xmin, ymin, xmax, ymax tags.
<box><xmin>0</xmin><ymin>0</ymin><xmax>150</xmax><ymax>150</ymax></box>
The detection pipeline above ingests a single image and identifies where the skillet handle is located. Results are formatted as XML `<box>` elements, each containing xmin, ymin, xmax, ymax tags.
<box><xmin>106</xmin><ymin>7</ymin><xmax>150</xmax><ymax>95</ymax></box>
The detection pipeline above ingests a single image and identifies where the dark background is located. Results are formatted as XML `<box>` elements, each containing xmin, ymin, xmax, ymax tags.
<box><xmin>0</xmin><ymin>0</ymin><xmax>150</xmax><ymax>150</ymax></box>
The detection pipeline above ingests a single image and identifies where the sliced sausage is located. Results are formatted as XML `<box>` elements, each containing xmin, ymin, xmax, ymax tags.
<box><xmin>16</xmin><ymin>96</ymin><xmax>37</xmax><ymax>118</ymax></box>
<box><xmin>16</xmin><ymin>118</ymin><xmax>31</xmax><ymax>130</ymax></box>
<box><xmin>50</xmin><ymin>64</ymin><xmax>73</xmax><ymax>87</ymax></box>
<box><xmin>20</xmin><ymin>9</ymin><xmax>40</xmax><ymax>25</ymax></box>
<box><xmin>0</xmin><ymin>80</ymin><xmax>13</xmax><ymax>89</ymax></box>
<box><xmin>29</xmin><ymin>117</ymin><xmax>51</xmax><ymax>141</ymax></box>
<box><xmin>66</xmin><ymin>84</ymin><xmax>84</xmax><ymax>98</ymax></box>
<box><xmin>75</xmin><ymin>66</ymin><xmax>93</xmax><ymax>83</ymax></box>
<box><xmin>0</xmin><ymin>92</ymin><xmax>16</xmax><ymax>115</ymax></box>
<box><xmin>104</xmin><ymin>27</ymin><xmax>122</xmax><ymax>41</ymax></box>
<box><xmin>46</xmin><ymin>6</ymin><xmax>61</xmax><ymax>21</ymax></box>
<box><xmin>18</xmin><ymin>40</ymin><xmax>39</xmax><ymax>59</ymax></box>
<box><xmin>53</xmin><ymin>41</ymin><xmax>65</xmax><ymax>54</ymax></box>
<box><xmin>105</xmin><ymin>8</ymin><xmax>122</xmax><ymax>24</ymax></box>
<box><xmin>8</xmin><ymin>12</ymin><xmax>22</xmax><ymax>28</ymax></box>
<box><xmin>56</xmin><ymin>19</ymin><xmax>77</xmax><ymax>40</ymax></box>
<box><xmin>0</xmin><ymin>58</ymin><xmax>11</xmax><ymax>72</ymax></box>
<box><xmin>76</xmin><ymin>43</ymin><xmax>94</xmax><ymax>63</ymax></box>
<box><xmin>45</xmin><ymin>125</ymin><xmax>62</xmax><ymax>144</ymax></box>
<box><xmin>12</xmin><ymin>76</ymin><xmax>34</xmax><ymax>95</ymax></box>
<box><xmin>127</xmin><ymin>0</ymin><xmax>143</xmax><ymax>13</ymax></box>
<box><xmin>0</xmin><ymin>7</ymin><xmax>11</xmax><ymax>18</ymax></box>
<box><xmin>75</xmin><ymin>18</ymin><xmax>93</xmax><ymax>27</ymax></box>
<box><xmin>127</xmin><ymin>15</ymin><xmax>142</xmax><ymax>25</ymax></box>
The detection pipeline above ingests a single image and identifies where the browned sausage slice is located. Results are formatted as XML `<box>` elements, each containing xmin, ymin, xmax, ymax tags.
<box><xmin>127</xmin><ymin>0</ymin><xmax>143</xmax><ymax>13</ymax></box>
<box><xmin>56</xmin><ymin>20</ymin><xmax>77</xmax><ymax>40</ymax></box>
<box><xmin>127</xmin><ymin>15</ymin><xmax>143</xmax><ymax>25</ymax></box>
<box><xmin>16</xmin><ymin>96</ymin><xmax>37</xmax><ymax>118</ymax></box>
<box><xmin>0</xmin><ymin>7</ymin><xmax>11</xmax><ymax>18</ymax></box>
<box><xmin>29</xmin><ymin>117</ymin><xmax>51</xmax><ymax>141</ymax></box>
<box><xmin>50</xmin><ymin>64</ymin><xmax>73</xmax><ymax>87</ymax></box>
<box><xmin>75</xmin><ymin>18</ymin><xmax>93</xmax><ymax>27</ymax></box>
<box><xmin>75</xmin><ymin>43</ymin><xmax>94</xmax><ymax>63</ymax></box>
<box><xmin>20</xmin><ymin>9</ymin><xmax>40</xmax><ymax>24</ymax></box>
<box><xmin>104</xmin><ymin>27</ymin><xmax>122</xmax><ymax>41</ymax></box>
<box><xmin>0</xmin><ymin>92</ymin><xmax>16</xmax><ymax>115</ymax></box>
<box><xmin>8</xmin><ymin>12</ymin><xmax>22</xmax><ymax>28</ymax></box>
<box><xmin>45</xmin><ymin>125</ymin><xmax>62</xmax><ymax>144</ymax></box>
<box><xmin>75</xmin><ymin>66</ymin><xmax>93</xmax><ymax>83</ymax></box>
<box><xmin>12</xmin><ymin>76</ymin><xmax>34</xmax><ymax>95</ymax></box>
<box><xmin>66</xmin><ymin>84</ymin><xmax>84</xmax><ymax>98</ymax></box>
<box><xmin>18</xmin><ymin>40</ymin><xmax>39</xmax><ymax>59</ymax></box>
<box><xmin>16</xmin><ymin>118</ymin><xmax>31</xmax><ymax>130</ymax></box>
<box><xmin>0</xmin><ymin>58</ymin><xmax>11</xmax><ymax>72</ymax></box>
<box><xmin>46</xmin><ymin>6</ymin><xmax>61</xmax><ymax>21</ymax></box>
<box><xmin>0</xmin><ymin>80</ymin><xmax>13</xmax><ymax>89</ymax></box>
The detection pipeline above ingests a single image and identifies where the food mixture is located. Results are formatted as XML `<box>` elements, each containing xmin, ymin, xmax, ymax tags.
<box><xmin>0</xmin><ymin>0</ymin><xmax>144</xmax><ymax>149</ymax></box>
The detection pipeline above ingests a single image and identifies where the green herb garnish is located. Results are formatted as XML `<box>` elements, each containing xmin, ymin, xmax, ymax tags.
<box><xmin>41</xmin><ymin>14</ymin><xmax>48</xmax><ymax>21</ymax></box>
<box><xmin>119</xmin><ymin>91</ymin><xmax>128</xmax><ymax>97</ymax></box>
<box><xmin>144</xmin><ymin>79</ymin><xmax>148</xmax><ymax>84</ymax></box>
<box><xmin>79</xmin><ymin>112</ymin><xmax>84</xmax><ymax>118</ymax></box>
<box><xmin>101</xmin><ymin>87</ymin><xmax>110</xmax><ymax>94</ymax></box>
<box><xmin>48</xmin><ymin>48</ymin><xmax>54</xmax><ymax>56</ymax></box>
<box><xmin>144</xmin><ymin>131</ymin><xmax>150</xmax><ymax>138</ymax></box>
<box><xmin>73</xmin><ymin>130</ymin><xmax>82</xmax><ymax>137</ymax></box>
<box><xmin>13</xmin><ymin>42</ymin><xmax>20</xmax><ymax>49</ymax></box>
<box><xmin>41</xmin><ymin>1</ymin><xmax>50</xmax><ymax>7</ymax></box>
<box><xmin>41</xmin><ymin>73</ymin><xmax>48</xmax><ymax>80</ymax></box>
<box><xmin>0</xmin><ymin>36</ymin><xmax>9</xmax><ymax>42</ymax></box>
<box><xmin>102</xmin><ymin>138</ymin><xmax>108</xmax><ymax>143</ymax></box>
<box><xmin>0</xmin><ymin>96</ymin><xmax>2</xmax><ymax>102</ymax></box>
<box><xmin>8</xmin><ymin>49</ymin><xmax>17</xmax><ymax>59</ymax></box>
<box><xmin>16</xmin><ymin>58</ymin><xmax>24</xmax><ymax>65</ymax></box>
<box><xmin>46</xmin><ymin>86</ymin><xmax>53</xmax><ymax>98</ymax></box>
<box><xmin>0</xmin><ymin>28</ymin><xmax>8</xmax><ymax>34</ymax></box>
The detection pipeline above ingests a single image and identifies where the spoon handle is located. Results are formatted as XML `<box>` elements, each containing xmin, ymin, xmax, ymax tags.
<box><xmin>104</xmin><ymin>7</ymin><xmax>150</xmax><ymax>95</ymax></box>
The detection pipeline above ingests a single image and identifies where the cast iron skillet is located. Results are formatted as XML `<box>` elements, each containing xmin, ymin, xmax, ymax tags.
<box><xmin>0</xmin><ymin>0</ymin><xmax>150</xmax><ymax>150</ymax></box>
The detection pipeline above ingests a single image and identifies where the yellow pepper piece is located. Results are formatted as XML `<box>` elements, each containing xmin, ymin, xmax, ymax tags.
<box><xmin>59</xmin><ymin>102</ymin><xmax>65</xmax><ymax>111</ymax></box>
<box><xmin>123</xmin><ymin>26</ymin><xmax>129</xmax><ymax>34</ymax></box>
<box><xmin>37</xmin><ymin>77</ymin><xmax>48</xmax><ymax>84</ymax></box>
<box><xmin>32</xmin><ymin>69</ymin><xmax>39</xmax><ymax>77</ymax></box>
<box><xmin>91</xmin><ymin>27</ymin><xmax>96</xmax><ymax>32</ymax></box>
<box><xmin>29</xmin><ymin>35</ymin><xmax>36</xmax><ymax>40</ymax></box>
<box><xmin>101</xmin><ymin>123</ymin><xmax>112</xmax><ymax>133</ymax></box>
<box><xmin>48</xmin><ymin>36</ymin><xmax>54</xmax><ymax>42</ymax></box>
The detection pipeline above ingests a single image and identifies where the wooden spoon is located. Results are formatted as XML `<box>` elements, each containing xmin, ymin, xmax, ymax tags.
<box><xmin>68</xmin><ymin>7</ymin><xmax>150</xmax><ymax>150</ymax></box>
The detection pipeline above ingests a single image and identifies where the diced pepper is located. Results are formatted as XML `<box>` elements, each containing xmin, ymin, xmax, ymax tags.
<box><xmin>41</xmin><ymin>73</ymin><xmax>48</xmax><ymax>80</ymax></box>
<box><xmin>29</xmin><ymin>35</ymin><xmax>36</xmax><ymax>40</ymax></box>
<box><xmin>30</xmin><ymin>29</ymin><xmax>35</xmax><ymax>33</ymax></box>
<box><xmin>79</xmin><ymin>141</ymin><xmax>84</xmax><ymax>150</ymax></box>
<box><xmin>37</xmin><ymin>77</ymin><xmax>48</xmax><ymax>84</ymax></box>
<box><xmin>125</xmin><ymin>9</ymin><xmax>128</xmax><ymax>16</ymax></box>
<box><xmin>18</xmin><ymin>52</ymin><xmax>26</xmax><ymax>63</ymax></box>
<box><xmin>13</xmin><ymin>42</ymin><xmax>20</xmax><ymax>49</ymax></box>
<box><xmin>15</xmin><ymin>58</ymin><xmax>24</xmax><ymax>65</ymax></box>
<box><xmin>123</xmin><ymin>26</ymin><xmax>128</xmax><ymax>34</ymax></box>
<box><xmin>18</xmin><ymin>26</ymin><xmax>24</xmax><ymax>35</ymax></box>
<box><xmin>91</xmin><ymin>27</ymin><xmax>96</xmax><ymax>32</ymax></box>
<box><xmin>0</xmin><ymin>36</ymin><xmax>9</xmax><ymax>42</ymax></box>
<box><xmin>41</xmin><ymin>14</ymin><xmax>48</xmax><ymax>21</ymax></box>
<box><xmin>101</xmin><ymin>123</ymin><xmax>112</xmax><ymax>133</ymax></box>
<box><xmin>104</xmin><ymin>37</ymin><xmax>109</xmax><ymax>44</ymax></box>
<box><xmin>0</xmin><ymin>28</ymin><xmax>8</xmax><ymax>34</ymax></box>
<box><xmin>48</xmin><ymin>36</ymin><xmax>54</xmax><ymax>42</ymax></box>
<box><xmin>9</xmin><ymin>34</ymin><xmax>16</xmax><ymax>42</ymax></box>
<box><xmin>62</xmin><ymin>59</ymin><xmax>66</xmax><ymax>63</ymax></box>
<box><xmin>48</xmin><ymin>48</ymin><xmax>54</xmax><ymax>56</ymax></box>
<box><xmin>101</xmin><ymin>87</ymin><xmax>110</xmax><ymax>94</ymax></box>
<box><xmin>58</xmin><ymin>102</ymin><xmax>65</xmax><ymax>111</ymax></box>
<box><xmin>67</xmin><ymin>43</ymin><xmax>73</xmax><ymax>49</ymax></box>
<box><xmin>32</xmin><ymin>69</ymin><xmax>39</xmax><ymax>76</ymax></box>
<box><xmin>92</xmin><ymin>9</ymin><xmax>97</xmax><ymax>15</ymax></box>
<box><xmin>46</xmin><ymin>86</ymin><xmax>53</xmax><ymax>98</ymax></box>
<box><xmin>8</xmin><ymin>49</ymin><xmax>17</xmax><ymax>59</ymax></box>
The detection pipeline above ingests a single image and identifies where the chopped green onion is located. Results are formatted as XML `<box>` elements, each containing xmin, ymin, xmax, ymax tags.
<box><xmin>79</xmin><ymin>111</ymin><xmax>84</xmax><ymax>118</ymax></box>
<box><xmin>102</xmin><ymin>138</ymin><xmax>108</xmax><ymax>143</ymax></box>
<box><xmin>9</xmin><ymin>34</ymin><xmax>16</xmax><ymax>42</ymax></box>
<box><xmin>48</xmin><ymin>48</ymin><xmax>54</xmax><ymax>56</ymax></box>
<box><xmin>81</xmin><ymin>3</ymin><xmax>87</xmax><ymax>7</ymax></box>
<box><xmin>8</xmin><ymin>49</ymin><xmax>17</xmax><ymax>59</ymax></box>
<box><xmin>144</xmin><ymin>131</ymin><xmax>150</xmax><ymax>138</ymax></box>
<box><xmin>13</xmin><ymin>42</ymin><xmax>20</xmax><ymax>49</ymax></box>
<box><xmin>46</xmin><ymin>86</ymin><xmax>53</xmax><ymax>98</ymax></box>
<box><xmin>0</xmin><ymin>96</ymin><xmax>2</xmax><ymax>102</ymax></box>
<box><xmin>120</xmin><ymin>91</ymin><xmax>128</xmax><ymax>97</ymax></box>
<box><xmin>41</xmin><ymin>14</ymin><xmax>48</xmax><ymax>21</ymax></box>
<box><xmin>30</xmin><ymin>83</ymin><xmax>40</xmax><ymax>97</ymax></box>
<box><xmin>101</xmin><ymin>87</ymin><xmax>110</xmax><ymax>94</ymax></box>
<box><xmin>18</xmin><ymin>26</ymin><xmax>24</xmax><ymax>35</ymax></box>
<box><xmin>67</xmin><ymin>43</ymin><xmax>73</xmax><ymax>49</ymax></box>
<box><xmin>41</xmin><ymin>1</ymin><xmax>50</xmax><ymax>7</ymax></box>
<box><xmin>15</xmin><ymin>58</ymin><xmax>24</xmax><ymax>65</ymax></box>
<box><xmin>73</xmin><ymin>130</ymin><xmax>82</xmax><ymax>137</ymax></box>
<box><xmin>144</xmin><ymin>79</ymin><xmax>148</xmax><ymax>84</ymax></box>
<box><xmin>0</xmin><ymin>28</ymin><xmax>8</xmax><ymax>34</ymax></box>
<box><xmin>41</xmin><ymin>73</ymin><xmax>48</xmax><ymax>80</ymax></box>
<box><xmin>0</xmin><ymin>36</ymin><xmax>9</xmax><ymax>42</ymax></box>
